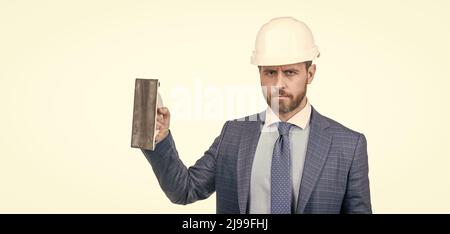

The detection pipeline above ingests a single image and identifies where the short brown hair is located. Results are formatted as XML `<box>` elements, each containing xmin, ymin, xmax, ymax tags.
<box><xmin>304</xmin><ymin>61</ymin><xmax>312</xmax><ymax>70</ymax></box>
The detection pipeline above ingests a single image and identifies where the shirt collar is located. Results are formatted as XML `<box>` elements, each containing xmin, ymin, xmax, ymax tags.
<box><xmin>263</xmin><ymin>99</ymin><xmax>312</xmax><ymax>130</ymax></box>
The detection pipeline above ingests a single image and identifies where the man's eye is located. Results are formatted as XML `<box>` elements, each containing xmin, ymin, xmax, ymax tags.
<box><xmin>265</xmin><ymin>71</ymin><xmax>276</xmax><ymax>76</ymax></box>
<box><xmin>285</xmin><ymin>71</ymin><xmax>296</xmax><ymax>76</ymax></box>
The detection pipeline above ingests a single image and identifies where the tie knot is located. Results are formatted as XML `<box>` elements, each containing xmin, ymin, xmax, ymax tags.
<box><xmin>277</xmin><ymin>122</ymin><xmax>292</xmax><ymax>136</ymax></box>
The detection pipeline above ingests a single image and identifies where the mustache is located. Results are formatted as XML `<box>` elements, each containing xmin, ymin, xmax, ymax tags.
<box><xmin>270</xmin><ymin>88</ymin><xmax>291</xmax><ymax>98</ymax></box>
<box><xmin>278</xmin><ymin>90</ymin><xmax>290</xmax><ymax>97</ymax></box>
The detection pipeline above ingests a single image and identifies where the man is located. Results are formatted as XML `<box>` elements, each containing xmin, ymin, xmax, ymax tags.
<box><xmin>141</xmin><ymin>17</ymin><xmax>371</xmax><ymax>214</ymax></box>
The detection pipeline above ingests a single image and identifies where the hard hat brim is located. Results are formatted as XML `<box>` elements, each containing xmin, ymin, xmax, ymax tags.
<box><xmin>251</xmin><ymin>46</ymin><xmax>320</xmax><ymax>66</ymax></box>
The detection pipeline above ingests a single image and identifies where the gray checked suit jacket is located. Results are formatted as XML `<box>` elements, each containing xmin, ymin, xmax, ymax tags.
<box><xmin>141</xmin><ymin>106</ymin><xmax>372</xmax><ymax>214</ymax></box>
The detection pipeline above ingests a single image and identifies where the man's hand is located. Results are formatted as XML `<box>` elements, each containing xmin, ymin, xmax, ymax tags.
<box><xmin>155</xmin><ymin>107</ymin><xmax>170</xmax><ymax>143</ymax></box>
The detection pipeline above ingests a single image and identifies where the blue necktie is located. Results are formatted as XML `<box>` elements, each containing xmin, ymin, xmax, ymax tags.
<box><xmin>271</xmin><ymin>122</ymin><xmax>293</xmax><ymax>214</ymax></box>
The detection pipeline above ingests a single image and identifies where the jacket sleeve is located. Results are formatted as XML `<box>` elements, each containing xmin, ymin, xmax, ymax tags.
<box><xmin>341</xmin><ymin>133</ymin><xmax>372</xmax><ymax>214</ymax></box>
<box><xmin>141</xmin><ymin>121</ymin><xmax>229</xmax><ymax>205</ymax></box>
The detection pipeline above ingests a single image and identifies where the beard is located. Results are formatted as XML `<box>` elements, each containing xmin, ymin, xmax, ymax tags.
<box><xmin>263</xmin><ymin>85</ymin><xmax>306</xmax><ymax>114</ymax></box>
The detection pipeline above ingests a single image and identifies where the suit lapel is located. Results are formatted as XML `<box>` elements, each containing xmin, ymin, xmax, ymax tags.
<box><xmin>296</xmin><ymin>107</ymin><xmax>332</xmax><ymax>213</ymax></box>
<box><xmin>237</xmin><ymin>112</ymin><xmax>264</xmax><ymax>214</ymax></box>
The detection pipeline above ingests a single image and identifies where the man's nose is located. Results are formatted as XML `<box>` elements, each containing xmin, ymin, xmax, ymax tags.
<box><xmin>275</xmin><ymin>69</ymin><xmax>286</xmax><ymax>89</ymax></box>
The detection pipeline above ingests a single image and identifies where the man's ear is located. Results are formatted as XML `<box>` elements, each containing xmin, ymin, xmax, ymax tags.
<box><xmin>307</xmin><ymin>64</ymin><xmax>316</xmax><ymax>84</ymax></box>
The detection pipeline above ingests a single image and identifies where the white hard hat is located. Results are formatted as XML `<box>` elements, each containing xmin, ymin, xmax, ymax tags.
<box><xmin>251</xmin><ymin>17</ymin><xmax>320</xmax><ymax>66</ymax></box>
